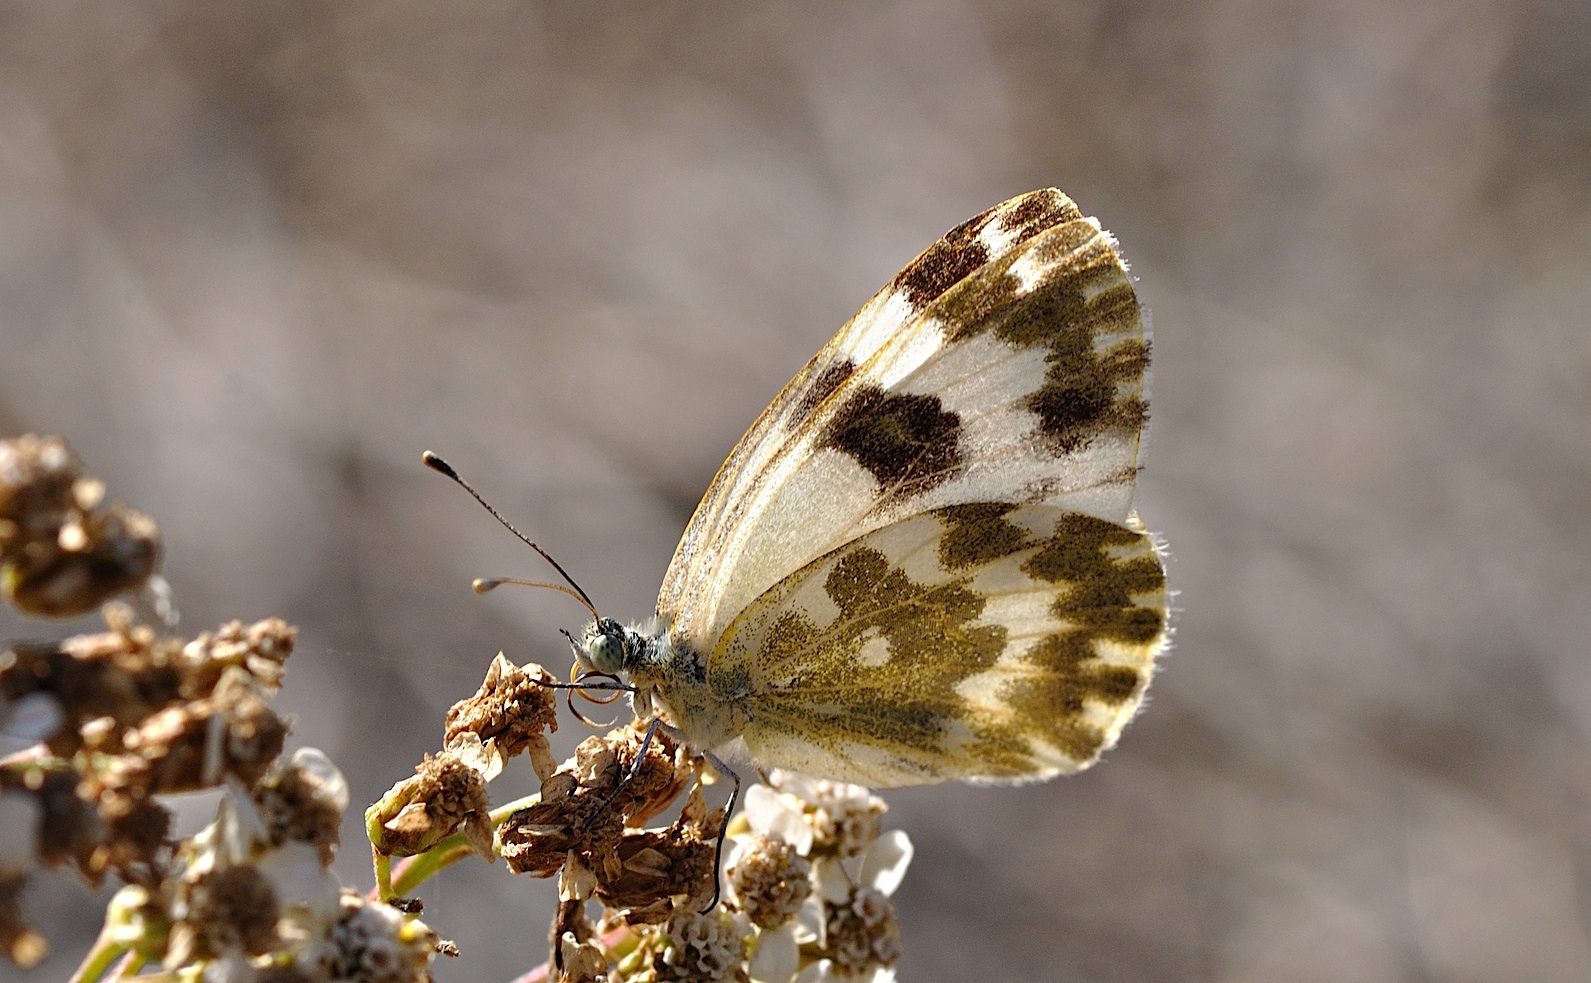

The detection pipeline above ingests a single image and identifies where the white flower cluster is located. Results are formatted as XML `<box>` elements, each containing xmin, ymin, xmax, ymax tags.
<box><xmin>724</xmin><ymin>771</ymin><xmax>913</xmax><ymax>983</ymax></box>
<box><xmin>115</xmin><ymin>748</ymin><xmax>439</xmax><ymax>983</ymax></box>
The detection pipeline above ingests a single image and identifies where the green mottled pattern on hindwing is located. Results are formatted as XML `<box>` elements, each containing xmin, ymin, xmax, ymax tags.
<box><xmin>936</xmin><ymin>502</ymin><xmax>1029</xmax><ymax>571</ymax></box>
<box><xmin>717</xmin><ymin>504</ymin><xmax>1166</xmax><ymax>784</ymax></box>
<box><xmin>1007</xmin><ymin>512</ymin><xmax>1166</xmax><ymax>759</ymax></box>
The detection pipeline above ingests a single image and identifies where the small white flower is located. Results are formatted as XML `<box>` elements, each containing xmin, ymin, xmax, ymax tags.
<box><xmin>256</xmin><ymin>841</ymin><xmax>342</xmax><ymax>922</ymax></box>
<box><xmin>750</xmin><ymin>922</ymin><xmax>799</xmax><ymax>983</ymax></box>
<box><xmin>856</xmin><ymin>830</ymin><xmax>912</xmax><ymax>897</ymax></box>
<box><xmin>743</xmin><ymin>783</ymin><xmax>813</xmax><ymax>855</ymax></box>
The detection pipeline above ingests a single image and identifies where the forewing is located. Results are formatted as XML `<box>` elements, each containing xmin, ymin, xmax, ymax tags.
<box><xmin>658</xmin><ymin>190</ymin><xmax>1151</xmax><ymax>657</ymax></box>
<box><xmin>703</xmin><ymin>503</ymin><xmax>1168</xmax><ymax>787</ymax></box>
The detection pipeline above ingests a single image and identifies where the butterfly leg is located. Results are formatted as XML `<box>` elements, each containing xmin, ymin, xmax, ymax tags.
<box><xmin>632</xmin><ymin>720</ymin><xmax>743</xmax><ymax>914</ymax></box>
<box><xmin>693</xmin><ymin>744</ymin><xmax>741</xmax><ymax>914</ymax></box>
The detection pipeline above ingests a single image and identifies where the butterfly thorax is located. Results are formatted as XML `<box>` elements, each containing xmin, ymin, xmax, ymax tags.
<box><xmin>576</xmin><ymin>616</ymin><xmax>750</xmax><ymax>752</ymax></box>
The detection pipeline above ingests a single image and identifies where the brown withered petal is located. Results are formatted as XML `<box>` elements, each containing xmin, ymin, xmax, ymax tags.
<box><xmin>444</xmin><ymin>654</ymin><xmax>559</xmax><ymax>781</ymax></box>
<box><xmin>557</xmin><ymin>930</ymin><xmax>609</xmax><ymax>983</ymax></box>
<box><xmin>367</xmin><ymin>748</ymin><xmax>493</xmax><ymax>859</ymax></box>
<box><xmin>498</xmin><ymin>795</ymin><xmax>620</xmax><ymax>879</ymax></box>
<box><xmin>603</xmin><ymin>722</ymin><xmax>694</xmax><ymax>828</ymax></box>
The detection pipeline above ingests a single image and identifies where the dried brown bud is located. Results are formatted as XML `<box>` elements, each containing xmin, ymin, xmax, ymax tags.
<box><xmin>366</xmin><ymin>745</ymin><xmax>493</xmax><ymax>859</ymax></box>
<box><xmin>108</xmin><ymin>675</ymin><xmax>288</xmax><ymax>795</ymax></box>
<box><xmin>497</xmin><ymin>767</ymin><xmax>622</xmax><ymax>878</ymax></box>
<box><xmin>444</xmin><ymin>654</ymin><xmax>559</xmax><ymax>782</ymax></box>
<box><xmin>180</xmin><ymin>618</ymin><xmax>296</xmax><ymax>697</ymax></box>
<box><xmin>0</xmin><ymin>435</ymin><xmax>160</xmax><ymax>618</ymax></box>
<box><xmin>497</xmin><ymin>722</ymin><xmax>697</xmax><ymax>885</ymax></box>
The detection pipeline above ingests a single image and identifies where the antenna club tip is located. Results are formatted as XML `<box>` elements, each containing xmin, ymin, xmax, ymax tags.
<box><xmin>472</xmin><ymin>578</ymin><xmax>500</xmax><ymax>594</ymax></box>
<box><xmin>422</xmin><ymin>451</ymin><xmax>458</xmax><ymax>478</ymax></box>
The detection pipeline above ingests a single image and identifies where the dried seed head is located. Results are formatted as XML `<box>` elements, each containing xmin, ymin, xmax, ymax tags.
<box><xmin>498</xmin><ymin>723</ymin><xmax>694</xmax><ymax>883</ymax></box>
<box><xmin>445</xmin><ymin>654</ymin><xmax>560</xmax><ymax>782</ymax></box>
<box><xmin>0</xmin><ymin>435</ymin><xmax>159</xmax><ymax>618</ymax></box>
<box><xmin>253</xmin><ymin>748</ymin><xmax>348</xmax><ymax>866</ymax></box>
<box><xmin>596</xmin><ymin>820</ymin><xmax>717</xmax><ymax>924</ymax></box>
<box><xmin>180</xmin><ymin>618</ymin><xmax>297</xmax><ymax>697</ymax></box>
<box><xmin>109</xmin><ymin>675</ymin><xmax>288</xmax><ymax>795</ymax></box>
<box><xmin>366</xmin><ymin>744</ymin><xmax>494</xmax><ymax>860</ymax></box>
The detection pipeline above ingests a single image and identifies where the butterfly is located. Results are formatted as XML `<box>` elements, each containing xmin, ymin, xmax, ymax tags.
<box><xmin>563</xmin><ymin>189</ymin><xmax>1167</xmax><ymax>789</ymax></box>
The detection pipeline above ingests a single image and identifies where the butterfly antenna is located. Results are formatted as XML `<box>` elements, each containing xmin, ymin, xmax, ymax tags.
<box><xmin>423</xmin><ymin>451</ymin><xmax>600</xmax><ymax>619</ymax></box>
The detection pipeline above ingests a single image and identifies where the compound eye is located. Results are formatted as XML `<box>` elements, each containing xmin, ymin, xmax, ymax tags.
<box><xmin>588</xmin><ymin>631</ymin><xmax>624</xmax><ymax>675</ymax></box>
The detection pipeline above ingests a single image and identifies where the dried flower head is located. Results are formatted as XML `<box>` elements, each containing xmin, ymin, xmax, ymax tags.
<box><xmin>0</xmin><ymin>434</ymin><xmax>159</xmax><ymax>617</ymax></box>
<box><xmin>366</xmin><ymin>740</ymin><xmax>495</xmax><ymax>860</ymax></box>
<box><xmin>254</xmin><ymin>748</ymin><xmax>349</xmax><ymax>866</ymax></box>
<box><xmin>496</xmin><ymin>721</ymin><xmax>695</xmax><ymax>885</ymax></box>
<box><xmin>445</xmin><ymin>653</ymin><xmax>560</xmax><ymax>782</ymax></box>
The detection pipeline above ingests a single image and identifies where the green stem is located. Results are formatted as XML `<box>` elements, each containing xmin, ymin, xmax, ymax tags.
<box><xmin>66</xmin><ymin>932</ymin><xmax>128</xmax><ymax>983</ymax></box>
<box><xmin>374</xmin><ymin>847</ymin><xmax>394</xmax><ymax>901</ymax></box>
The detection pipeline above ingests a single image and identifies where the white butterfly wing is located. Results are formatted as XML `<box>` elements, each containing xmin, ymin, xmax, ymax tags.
<box><xmin>657</xmin><ymin>190</ymin><xmax>1153</xmax><ymax>661</ymax></box>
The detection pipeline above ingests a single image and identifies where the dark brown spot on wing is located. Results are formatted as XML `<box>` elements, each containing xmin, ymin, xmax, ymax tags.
<box><xmin>790</xmin><ymin>358</ymin><xmax>856</xmax><ymax>427</ymax></box>
<box><xmin>888</xmin><ymin>191</ymin><xmax>1076</xmax><ymax>309</ymax></box>
<box><xmin>934</xmin><ymin>221</ymin><xmax>1149</xmax><ymax>455</ymax></box>
<box><xmin>1024</xmin><ymin>512</ymin><xmax>1167</xmax><ymax>611</ymax></box>
<box><xmin>997</xmin><ymin>190</ymin><xmax>1080</xmax><ymax>235</ymax></box>
<box><xmin>893</xmin><ymin>235</ymin><xmax>991</xmax><ymax>308</ymax></box>
<box><xmin>822</xmin><ymin>385</ymin><xmax>962</xmax><ymax>490</ymax></box>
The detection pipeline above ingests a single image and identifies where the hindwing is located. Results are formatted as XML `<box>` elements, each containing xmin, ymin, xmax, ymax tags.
<box><xmin>703</xmin><ymin>503</ymin><xmax>1167</xmax><ymax>787</ymax></box>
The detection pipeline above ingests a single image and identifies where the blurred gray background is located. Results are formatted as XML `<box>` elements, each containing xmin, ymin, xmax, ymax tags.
<box><xmin>2</xmin><ymin>1</ymin><xmax>1588</xmax><ymax>980</ymax></box>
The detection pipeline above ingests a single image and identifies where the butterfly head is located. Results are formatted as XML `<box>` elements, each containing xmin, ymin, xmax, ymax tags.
<box><xmin>576</xmin><ymin>617</ymin><xmax>634</xmax><ymax>676</ymax></box>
